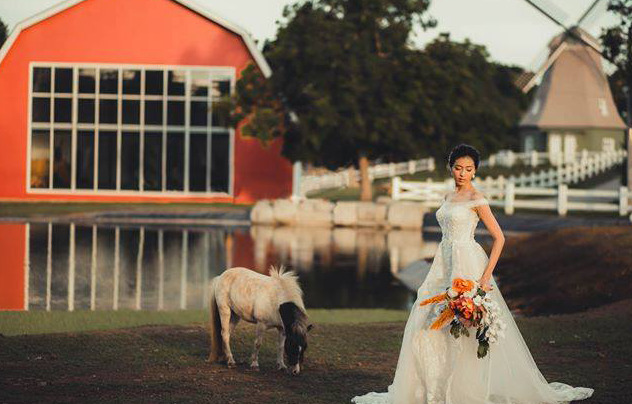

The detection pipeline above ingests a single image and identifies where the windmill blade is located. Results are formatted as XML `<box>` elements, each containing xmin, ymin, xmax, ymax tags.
<box><xmin>576</xmin><ymin>0</ymin><xmax>603</xmax><ymax>26</ymax></box>
<box><xmin>520</xmin><ymin>0</ymin><xmax>612</xmax><ymax>62</ymax></box>
<box><xmin>522</xmin><ymin>0</ymin><xmax>571</xmax><ymax>30</ymax></box>
<box><xmin>576</xmin><ymin>0</ymin><xmax>608</xmax><ymax>31</ymax></box>
<box><xmin>518</xmin><ymin>41</ymin><xmax>568</xmax><ymax>93</ymax></box>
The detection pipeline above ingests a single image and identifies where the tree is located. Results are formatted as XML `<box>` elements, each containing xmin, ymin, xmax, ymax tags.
<box><xmin>232</xmin><ymin>1</ymin><xmax>528</xmax><ymax>200</ymax></box>
<box><xmin>235</xmin><ymin>0</ymin><xmax>435</xmax><ymax>201</ymax></box>
<box><xmin>601</xmin><ymin>0</ymin><xmax>631</xmax><ymax>186</ymax></box>
<box><xmin>405</xmin><ymin>34</ymin><xmax>528</xmax><ymax>163</ymax></box>
<box><xmin>0</xmin><ymin>18</ymin><xmax>7</xmax><ymax>48</ymax></box>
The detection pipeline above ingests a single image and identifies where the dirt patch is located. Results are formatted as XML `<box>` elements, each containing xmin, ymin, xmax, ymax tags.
<box><xmin>1</xmin><ymin>301</ymin><xmax>631</xmax><ymax>404</ymax></box>
<box><xmin>490</xmin><ymin>226</ymin><xmax>632</xmax><ymax>316</ymax></box>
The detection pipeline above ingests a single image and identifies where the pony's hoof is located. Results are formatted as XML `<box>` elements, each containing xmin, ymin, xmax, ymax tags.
<box><xmin>227</xmin><ymin>361</ymin><xmax>237</xmax><ymax>369</ymax></box>
<box><xmin>250</xmin><ymin>364</ymin><xmax>260</xmax><ymax>371</ymax></box>
<box><xmin>277</xmin><ymin>364</ymin><xmax>287</xmax><ymax>371</ymax></box>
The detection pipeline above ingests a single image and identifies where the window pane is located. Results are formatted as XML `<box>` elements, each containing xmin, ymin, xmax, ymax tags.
<box><xmin>189</xmin><ymin>133</ymin><xmax>207</xmax><ymax>192</ymax></box>
<box><xmin>32</xmin><ymin>97</ymin><xmax>51</xmax><ymax>122</ymax></box>
<box><xmin>33</xmin><ymin>67</ymin><xmax>51</xmax><ymax>93</ymax></box>
<box><xmin>76</xmin><ymin>131</ymin><xmax>95</xmax><ymax>189</ymax></box>
<box><xmin>145</xmin><ymin>100</ymin><xmax>163</xmax><ymax>125</ymax></box>
<box><xmin>190</xmin><ymin>101</ymin><xmax>208</xmax><ymax>126</ymax></box>
<box><xmin>79</xmin><ymin>68</ymin><xmax>96</xmax><ymax>93</ymax></box>
<box><xmin>122</xmin><ymin>70</ymin><xmax>141</xmax><ymax>94</ymax></box>
<box><xmin>99</xmin><ymin>99</ymin><xmax>117</xmax><ymax>124</ymax></box>
<box><xmin>211</xmin><ymin>99</ymin><xmax>230</xmax><ymax>128</ymax></box>
<box><xmin>53</xmin><ymin>130</ymin><xmax>72</xmax><ymax>189</ymax></box>
<box><xmin>211</xmin><ymin>133</ymin><xmax>229</xmax><ymax>193</ymax></box>
<box><xmin>100</xmin><ymin>69</ymin><xmax>118</xmax><ymax>94</ymax></box>
<box><xmin>144</xmin><ymin>132</ymin><xmax>163</xmax><ymax>191</ymax></box>
<box><xmin>78</xmin><ymin>99</ymin><xmax>95</xmax><ymax>123</ymax></box>
<box><xmin>54</xmin><ymin>68</ymin><xmax>73</xmax><ymax>93</ymax></box>
<box><xmin>98</xmin><ymin>131</ymin><xmax>117</xmax><ymax>189</ymax></box>
<box><xmin>168</xmin><ymin>71</ymin><xmax>185</xmax><ymax>95</ymax></box>
<box><xmin>121</xmin><ymin>132</ymin><xmax>139</xmax><ymax>190</ymax></box>
<box><xmin>122</xmin><ymin>100</ymin><xmax>140</xmax><ymax>124</ymax></box>
<box><xmin>166</xmin><ymin>132</ymin><xmax>184</xmax><ymax>190</ymax></box>
<box><xmin>190</xmin><ymin>71</ymin><xmax>209</xmax><ymax>96</ymax></box>
<box><xmin>145</xmin><ymin>70</ymin><xmax>163</xmax><ymax>95</ymax></box>
<box><xmin>167</xmin><ymin>101</ymin><xmax>184</xmax><ymax>125</ymax></box>
<box><xmin>211</xmin><ymin>81</ymin><xmax>231</xmax><ymax>128</ymax></box>
<box><xmin>211</xmin><ymin>80</ymin><xmax>230</xmax><ymax>98</ymax></box>
<box><xmin>30</xmin><ymin>130</ymin><xmax>50</xmax><ymax>188</ymax></box>
<box><xmin>54</xmin><ymin>98</ymin><xmax>72</xmax><ymax>123</ymax></box>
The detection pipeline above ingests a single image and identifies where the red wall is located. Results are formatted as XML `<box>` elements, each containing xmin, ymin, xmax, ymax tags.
<box><xmin>0</xmin><ymin>0</ymin><xmax>292</xmax><ymax>204</ymax></box>
<box><xmin>0</xmin><ymin>224</ymin><xmax>26</xmax><ymax>310</ymax></box>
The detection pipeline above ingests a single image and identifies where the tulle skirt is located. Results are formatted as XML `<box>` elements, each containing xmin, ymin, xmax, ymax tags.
<box><xmin>351</xmin><ymin>239</ymin><xmax>594</xmax><ymax>404</ymax></box>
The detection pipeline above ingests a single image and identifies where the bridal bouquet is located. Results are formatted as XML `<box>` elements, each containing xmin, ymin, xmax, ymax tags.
<box><xmin>419</xmin><ymin>278</ymin><xmax>506</xmax><ymax>358</ymax></box>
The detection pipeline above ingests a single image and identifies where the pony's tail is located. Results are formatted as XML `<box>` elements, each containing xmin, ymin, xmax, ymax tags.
<box><xmin>208</xmin><ymin>278</ymin><xmax>224</xmax><ymax>363</ymax></box>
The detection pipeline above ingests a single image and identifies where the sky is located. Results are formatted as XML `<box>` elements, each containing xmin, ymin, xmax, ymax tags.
<box><xmin>0</xmin><ymin>0</ymin><xmax>619</xmax><ymax>70</ymax></box>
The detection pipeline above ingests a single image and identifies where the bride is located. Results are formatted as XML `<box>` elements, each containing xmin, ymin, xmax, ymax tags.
<box><xmin>351</xmin><ymin>144</ymin><xmax>594</xmax><ymax>404</ymax></box>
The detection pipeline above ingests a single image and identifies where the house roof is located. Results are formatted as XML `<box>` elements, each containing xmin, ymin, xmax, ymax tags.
<box><xmin>519</xmin><ymin>35</ymin><xmax>625</xmax><ymax>131</ymax></box>
<box><xmin>0</xmin><ymin>0</ymin><xmax>272</xmax><ymax>78</ymax></box>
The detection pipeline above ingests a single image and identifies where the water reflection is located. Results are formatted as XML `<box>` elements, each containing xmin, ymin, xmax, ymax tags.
<box><xmin>0</xmin><ymin>222</ymin><xmax>461</xmax><ymax>312</ymax></box>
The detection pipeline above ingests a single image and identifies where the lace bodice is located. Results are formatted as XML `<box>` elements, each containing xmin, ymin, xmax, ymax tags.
<box><xmin>436</xmin><ymin>197</ymin><xmax>489</xmax><ymax>243</ymax></box>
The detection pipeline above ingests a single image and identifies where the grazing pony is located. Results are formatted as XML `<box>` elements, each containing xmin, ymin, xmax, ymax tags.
<box><xmin>208</xmin><ymin>265</ymin><xmax>312</xmax><ymax>375</ymax></box>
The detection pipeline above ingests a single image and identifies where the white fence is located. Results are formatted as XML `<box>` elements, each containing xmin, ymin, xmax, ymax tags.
<box><xmin>300</xmin><ymin>157</ymin><xmax>435</xmax><ymax>196</ymax></box>
<box><xmin>393</xmin><ymin>178</ymin><xmax>631</xmax><ymax>217</ymax></box>
<box><xmin>481</xmin><ymin>149</ymin><xmax>616</xmax><ymax>168</ymax></box>
<box><xmin>392</xmin><ymin>149</ymin><xmax>631</xmax><ymax>218</ymax></box>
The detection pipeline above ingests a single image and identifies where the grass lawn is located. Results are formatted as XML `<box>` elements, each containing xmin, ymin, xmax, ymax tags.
<box><xmin>0</xmin><ymin>302</ymin><xmax>629</xmax><ymax>403</ymax></box>
<box><xmin>0</xmin><ymin>309</ymin><xmax>409</xmax><ymax>337</ymax></box>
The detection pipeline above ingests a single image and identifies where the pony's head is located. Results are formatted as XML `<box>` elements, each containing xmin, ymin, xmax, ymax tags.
<box><xmin>279</xmin><ymin>302</ymin><xmax>313</xmax><ymax>375</ymax></box>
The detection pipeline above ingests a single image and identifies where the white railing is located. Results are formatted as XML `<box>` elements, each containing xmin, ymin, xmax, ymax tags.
<box><xmin>300</xmin><ymin>157</ymin><xmax>435</xmax><ymax>196</ymax></box>
<box><xmin>482</xmin><ymin>149</ymin><xmax>617</xmax><ymax>168</ymax></box>
<box><xmin>393</xmin><ymin>178</ymin><xmax>630</xmax><ymax>217</ymax></box>
<box><xmin>392</xmin><ymin>150</ymin><xmax>631</xmax><ymax>218</ymax></box>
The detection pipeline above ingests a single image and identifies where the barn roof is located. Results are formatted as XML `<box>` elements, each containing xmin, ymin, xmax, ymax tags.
<box><xmin>519</xmin><ymin>37</ymin><xmax>625</xmax><ymax>131</ymax></box>
<box><xmin>0</xmin><ymin>0</ymin><xmax>272</xmax><ymax>77</ymax></box>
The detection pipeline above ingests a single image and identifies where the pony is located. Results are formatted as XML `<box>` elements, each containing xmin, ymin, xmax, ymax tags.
<box><xmin>208</xmin><ymin>265</ymin><xmax>313</xmax><ymax>375</ymax></box>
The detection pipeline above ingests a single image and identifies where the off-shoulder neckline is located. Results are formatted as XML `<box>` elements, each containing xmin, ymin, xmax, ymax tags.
<box><xmin>444</xmin><ymin>196</ymin><xmax>487</xmax><ymax>204</ymax></box>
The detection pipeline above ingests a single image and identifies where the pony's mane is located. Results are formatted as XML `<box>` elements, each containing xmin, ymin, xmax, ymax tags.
<box><xmin>269</xmin><ymin>265</ymin><xmax>305</xmax><ymax>310</ymax></box>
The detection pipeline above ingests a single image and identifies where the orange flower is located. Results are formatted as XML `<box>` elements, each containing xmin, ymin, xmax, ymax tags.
<box><xmin>419</xmin><ymin>292</ymin><xmax>448</xmax><ymax>307</ymax></box>
<box><xmin>430</xmin><ymin>307</ymin><xmax>455</xmax><ymax>330</ymax></box>
<box><xmin>452</xmin><ymin>278</ymin><xmax>475</xmax><ymax>294</ymax></box>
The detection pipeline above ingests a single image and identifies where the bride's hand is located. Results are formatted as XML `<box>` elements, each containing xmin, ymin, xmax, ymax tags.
<box><xmin>478</xmin><ymin>276</ymin><xmax>493</xmax><ymax>292</ymax></box>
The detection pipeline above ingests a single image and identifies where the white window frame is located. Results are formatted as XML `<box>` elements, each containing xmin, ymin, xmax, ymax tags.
<box><xmin>27</xmin><ymin>62</ymin><xmax>236</xmax><ymax>197</ymax></box>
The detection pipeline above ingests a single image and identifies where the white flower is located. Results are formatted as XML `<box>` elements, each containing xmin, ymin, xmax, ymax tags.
<box><xmin>489</xmin><ymin>336</ymin><xmax>497</xmax><ymax>344</ymax></box>
<box><xmin>473</xmin><ymin>296</ymin><xmax>483</xmax><ymax>306</ymax></box>
<box><xmin>447</xmin><ymin>289</ymin><xmax>458</xmax><ymax>298</ymax></box>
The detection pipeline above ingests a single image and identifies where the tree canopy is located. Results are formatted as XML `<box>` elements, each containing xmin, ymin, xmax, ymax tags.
<box><xmin>231</xmin><ymin>0</ymin><xmax>528</xmax><ymax>169</ymax></box>
<box><xmin>601</xmin><ymin>0</ymin><xmax>632</xmax><ymax>124</ymax></box>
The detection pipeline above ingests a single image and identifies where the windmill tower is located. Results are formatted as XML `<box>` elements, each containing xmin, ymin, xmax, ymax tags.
<box><xmin>517</xmin><ymin>1</ymin><xmax>626</xmax><ymax>165</ymax></box>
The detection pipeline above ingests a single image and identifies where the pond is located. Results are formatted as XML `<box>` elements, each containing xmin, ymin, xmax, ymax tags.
<box><xmin>0</xmin><ymin>221</ymin><xmax>493</xmax><ymax>312</ymax></box>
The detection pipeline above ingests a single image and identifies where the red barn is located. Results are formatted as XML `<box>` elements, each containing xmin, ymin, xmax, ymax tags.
<box><xmin>0</xmin><ymin>0</ymin><xmax>293</xmax><ymax>204</ymax></box>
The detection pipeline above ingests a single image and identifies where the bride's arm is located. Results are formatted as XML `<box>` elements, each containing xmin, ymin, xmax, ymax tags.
<box><xmin>474</xmin><ymin>198</ymin><xmax>505</xmax><ymax>290</ymax></box>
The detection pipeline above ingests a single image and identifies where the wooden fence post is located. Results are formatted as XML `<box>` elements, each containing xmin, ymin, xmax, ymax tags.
<box><xmin>619</xmin><ymin>186</ymin><xmax>628</xmax><ymax>216</ymax></box>
<box><xmin>558</xmin><ymin>183</ymin><xmax>568</xmax><ymax>216</ymax></box>
<box><xmin>392</xmin><ymin>176</ymin><xmax>401</xmax><ymax>200</ymax></box>
<box><xmin>504</xmin><ymin>182</ymin><xmax>515</xmax><ymax>215</ymax></box>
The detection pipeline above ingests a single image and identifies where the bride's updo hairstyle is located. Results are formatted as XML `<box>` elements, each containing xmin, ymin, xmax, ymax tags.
<box><xmin>446</xmin><ymin>143</ymin><xmax>480</xmax><ymax>172</ymax></box>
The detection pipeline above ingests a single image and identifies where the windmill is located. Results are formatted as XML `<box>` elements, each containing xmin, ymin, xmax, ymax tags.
<box><xmin>516</xmin><ymin>0</ymin><xmax>627</xmax><ymax>167</ymax></box>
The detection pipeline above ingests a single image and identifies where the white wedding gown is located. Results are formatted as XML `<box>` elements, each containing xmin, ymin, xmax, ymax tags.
<box><xmin>352</xmin><ymin>197</ymin><xmax>594</xmax><ymax>404</ymax></box>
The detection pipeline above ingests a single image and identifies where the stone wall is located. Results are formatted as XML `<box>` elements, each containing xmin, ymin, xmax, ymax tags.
<box><xmin>251</xmin><ymin>198</ymin><xmax>426</xmax><ymax>229</ymax></box>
